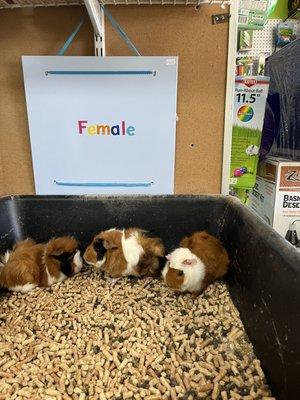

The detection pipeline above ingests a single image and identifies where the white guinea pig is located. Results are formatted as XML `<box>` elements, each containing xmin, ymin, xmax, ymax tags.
<box><xmin>162</xmin><ymin>231</ymin><xmax>229</xmax><ymax>296</ymax></box>
<box><xmin>246</xmin><ymin>144</ymin><xmax>259</xmax><ymax>156</ymax></box>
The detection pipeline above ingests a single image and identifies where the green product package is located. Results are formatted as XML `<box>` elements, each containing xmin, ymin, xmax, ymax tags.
<box><xmin>229</xmin><ymin>187</ymin><xmax>252</xmax><ymax>204</ymax></box>
<box><xmin>276</xmin><ymin>22</ymin><xmax>297</xmax><ymax>46</ymax></box>
<box><xmin>238</xmin><ymin>0</ymin><xmax>270</xmax><ymax>29</ymax></box>
<box><xmin>238</xmin><ymin>30</ymin><xmax>253</xmax><ymax>51</ymax></box>
<box><xmin>267</xmin><ymin>0</ymin><xmax>280</xmax><ymax>16</ymax></box>
<box><xmin>230</xmin><ymin>76</ymin><xmax>270</xmax><ymax>190</ymax></box>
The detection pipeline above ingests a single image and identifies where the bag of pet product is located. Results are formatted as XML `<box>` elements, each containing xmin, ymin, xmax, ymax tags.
<box><xmin>230</xmin><ymin>76</ymin><xmax>270</xmax><ymax>195</ymax></box>
<box><xmin>248</xmin><ymin>157</ymin><xmax>300</xmax><ymax>247</ymax></box>
<box><xmin>238</xmin><ymin>0</ymin><xmax>274</xmax><ymax>30</ymax></box>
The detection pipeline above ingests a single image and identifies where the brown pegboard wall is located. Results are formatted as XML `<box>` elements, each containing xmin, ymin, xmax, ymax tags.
<box><xmin>0</xmin><ymin>5</ymin><xmax>228</xmax><ymax>196</ymax></box>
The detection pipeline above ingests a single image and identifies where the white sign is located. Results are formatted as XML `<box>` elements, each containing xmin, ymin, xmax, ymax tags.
<box><xmin>22</xmin><ymin>56</ymin><xmax>178</xmax><ymax>195</ymax></box>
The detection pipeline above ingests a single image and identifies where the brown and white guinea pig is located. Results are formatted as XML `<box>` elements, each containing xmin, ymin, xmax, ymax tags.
<box><xmin>83</xmin><ymin>228</ymin><xmax>164</xmax><ymax>278</ymax></box>
<box><xmin>162</xmin><ymin>231</ymin><xmax>229</xmax><ymax>296</ymax></box>
<box><xmin>0</xmin><ymin>236</ymin><xmax>83</xmax><ymax>293</ymax></box>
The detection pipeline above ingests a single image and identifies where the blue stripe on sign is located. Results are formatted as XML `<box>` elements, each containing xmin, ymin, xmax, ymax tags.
<box><xmin>54</xmin><ymin>180</ymin><xmax>154</xmax><ymax>188</ymax></box>
<box><xmin>45</xmin><ymin>70</ymin><xmax>154</xmax><ymax>76</ymax></box>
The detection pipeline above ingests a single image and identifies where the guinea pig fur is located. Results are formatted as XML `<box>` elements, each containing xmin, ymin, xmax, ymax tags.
<box><xmin>83</xmin><ymin>228</ymin><xmax>164</xmax><ymax>278</ymax></box>
<box><xmin>0</xmin><ymin>237</ymin><xmax>82</xmax><ymax>293</ymax></box>
<box><xmin>162</xmin><ymin>231</ymin><xmax>229</xmax><ymax>295</ymax></box>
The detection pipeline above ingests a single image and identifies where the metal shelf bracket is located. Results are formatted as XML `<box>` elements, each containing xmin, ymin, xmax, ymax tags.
<box><xmin>84</xmin><ymin>0</ymin><xmax>105</xmax><ymax>56</ymax></box>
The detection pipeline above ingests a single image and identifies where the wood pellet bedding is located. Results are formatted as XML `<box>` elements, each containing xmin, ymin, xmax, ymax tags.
<box><xmin>0</xmin><ymin>268</ymin><xmax>274</xmax><ymax>400</ymax></box>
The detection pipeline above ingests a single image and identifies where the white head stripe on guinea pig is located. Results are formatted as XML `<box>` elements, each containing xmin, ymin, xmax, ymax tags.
<box><xmin>3</xmin><ymin>250</ymin><xmax>11</xmax><ymax>264</ymax></box>
<box><xmin>162</xmin><ymin>247</ymin><xmax>206</xmax><ymax>293</ymax></box>
<box><xmin>73</xmin><ymin>250</ymin><xmax>83</xmax><ymax>274</ymax></box>
<box><xmin>121</xmin><ymin>230</ymin><xmax>144</xmax><ymax>276</ymax></box>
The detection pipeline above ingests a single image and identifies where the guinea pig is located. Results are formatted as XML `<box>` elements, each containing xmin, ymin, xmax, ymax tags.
<box><xmin>162</xmin><ymin>231</ymin><xmax>229</xmax><ymax>296</ymax></box>
<box><xmin>83</xmin><ymin>228</ymin><xmax>164</xmax><ymax>278</ymax></box>
<box><xmin>246</xmin><ymin>144</ymin><xmax>259</xmax><ymax>156</ymax></box>
<box><xmin>0</xmin><ymin>236</ymin><xmax>82</xmax><ymax>293</ymax></box>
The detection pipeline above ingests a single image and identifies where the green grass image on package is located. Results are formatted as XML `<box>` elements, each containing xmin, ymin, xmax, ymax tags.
<box><xmin>230</xmin><ymin>125</ymin><xmax>262</xmax><ymax>188</ymax></box>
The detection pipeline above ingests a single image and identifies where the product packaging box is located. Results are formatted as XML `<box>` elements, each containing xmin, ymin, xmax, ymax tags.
<box><xmin>248</xmin><ymin>156</ymin><xmax>300</xmax><ymax>246</ymax></box>
<box><xmin>238</xmin><ymin>0</ymin><xmax>270</xmax><ymax>30</ymax></box>
<box><xmin>230</xmin><ymin>76</ymin><xmax>270</xmax><ymax>190</ymax></box>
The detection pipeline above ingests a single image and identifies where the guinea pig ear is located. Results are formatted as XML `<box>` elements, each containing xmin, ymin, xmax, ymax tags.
<box><xmin>180</xmin><ymin>237</ymin><xmax>191</xmax><ymax>248</ymax></box>
<box><xmin>166</xmin><ymin>254</ymin><xmax>171</xmax><ymax>261</ymax></box>
<box><xmin>51</xmin><ymin>248</ymin><xmax>65</xmax><ymax>259</ymax></box>
<box><xmin>182</xmin><ymin>258</ymin><xmax>197</xmax><ymax>266</ymax></box>
<box><xmin>103</xmin><ymin>240</ymin><xmax>118</xmax><ymax>250</ymax></box>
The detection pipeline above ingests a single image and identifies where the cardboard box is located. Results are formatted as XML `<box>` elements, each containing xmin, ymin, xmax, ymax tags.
<box><xmin>248</xmin><ymin>157</ymin><xmax>300</xmax><ymax>246</ymax></box>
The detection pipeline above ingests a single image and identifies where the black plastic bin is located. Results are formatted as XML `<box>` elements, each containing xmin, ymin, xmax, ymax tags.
<box><xmin>0</xmin><ymin>194</ymin><xmax>299</xmax><ymax>399</ymax></box>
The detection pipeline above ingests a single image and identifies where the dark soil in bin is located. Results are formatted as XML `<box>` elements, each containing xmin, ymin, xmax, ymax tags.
<box><xmin>0</xmin><ymin>267</ymin><xmax>274</xmax><ymax>400</ymax></box>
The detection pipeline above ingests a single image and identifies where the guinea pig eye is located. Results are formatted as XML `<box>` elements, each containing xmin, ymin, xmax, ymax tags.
<box><xmin>178</xmin><ymin>270</ymin><xmax>184</xmax><ymax>277</ymax></box>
